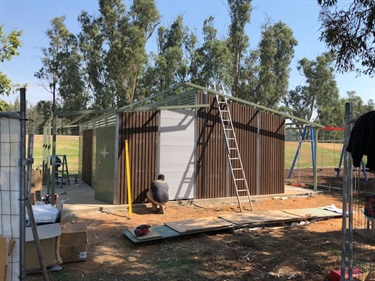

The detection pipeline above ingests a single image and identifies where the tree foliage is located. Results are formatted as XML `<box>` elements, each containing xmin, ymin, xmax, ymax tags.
<box><xmin>30</xmin><ymin>0</ymin><xmax>370</xmax><ymax>136</ymax></box>
<box><xmin>191</xmin><ymin>16</ymin><xmax>232</xmax><ymax>89</ymax></box>
<box><xmin>145</xmin><ymin>16</ymin><xmax>187</xmax><ymax>95</ymax></box>
<box><xmin>35</xmin><ymin>16</ymin><xmax>87</xmax><ymax>114</ymax></box>
<box><xmin>78</xmin><ymin>0</ymin><xmax>160</xmax><ymax>109</ymax></box>
<box><xmin>318</xmin><ymin>0</ymin><xmax>375</xmax><ymax>75</ymax></box>
<box><xmin>344</xmin><ymin>91</ymin><xmax>375</xmax><ymax>119</ymax></box>
<box><xmin>0</xmin><ymin>25</ymin><xmax>22</xmax><ymax>97</ymax></box>
<box><xmin>237</xmin><ymin>21</ymin><xmax>297</xmax><ymax>108</ymax></box>
<box><xmin>281</xmin><ymin>52</ymin><xmax>342</xmax><ymax>139</ymax></box>
<box><xmin>227</xmin><ymin>0</ymin><xmax>252</xmax><ymax>97</ymax></box>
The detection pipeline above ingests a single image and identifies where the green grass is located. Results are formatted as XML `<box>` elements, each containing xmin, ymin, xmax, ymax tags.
<box><xmin>31</xmin><ymin>136</ymin><xmax>345</xmax><ymax>175</ymax></box>
<box><xmin>285</xmin><ymin>141</ymin><xmax>344</xmax><ymax>169</ymax></box>
<box><xmin>32</xmin><ymin>135</ymin><xmax>79</xmax><ymax>175</ymax></box>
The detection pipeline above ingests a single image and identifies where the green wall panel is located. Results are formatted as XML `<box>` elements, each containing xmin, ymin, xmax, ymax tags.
<box><xmin>94</xmin><ymin>126</ymin><xmax>116</xmax><ymax>203</ymax></box>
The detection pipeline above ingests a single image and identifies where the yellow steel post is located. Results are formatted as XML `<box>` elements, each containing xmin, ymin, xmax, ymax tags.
<box><xmin>125</xmin><ymin>139</ymin><xmax>132</xmax><ymax>217</ymax></box>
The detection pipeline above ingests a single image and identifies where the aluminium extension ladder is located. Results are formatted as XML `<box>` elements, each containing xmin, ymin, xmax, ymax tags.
<box><xmin>55</xmin><ymin>154</ymin><xmax>70</xmax><ymax>188</ymax></box>
<box><xmin>216</xmin><ymin>95</ymin><xmax>254</xmax><ymax>212</ymax></box>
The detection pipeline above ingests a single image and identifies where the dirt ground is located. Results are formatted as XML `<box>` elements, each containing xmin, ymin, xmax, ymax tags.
<box><xmin>26</xmin><ymin>169</ymin><xmax>375</xmax><ymax>281</ymax></box>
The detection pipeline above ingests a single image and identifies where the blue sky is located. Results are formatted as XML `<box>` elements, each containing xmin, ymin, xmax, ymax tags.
<box><xmin>1</xmin><ymin>0</ymin><xmax>374</xmax><ymax>105</ymax></box>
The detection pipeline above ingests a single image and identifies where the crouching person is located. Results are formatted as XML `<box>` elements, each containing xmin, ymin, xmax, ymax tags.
<box><xmin>147</xmin><ymin>174</ymin><xmax>169</xmax><ymax>214</ymax></box>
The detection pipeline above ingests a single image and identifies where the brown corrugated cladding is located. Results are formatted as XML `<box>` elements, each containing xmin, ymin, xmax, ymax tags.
<box><xmin>259</xmin><ymin>111</ymin><xmax>285</xmax><ymax>194</ymax></box>
<box><xmin>196</xmin><ymin>92</ymin><xmax>228</xmax><ymax>199</ymax></box>
<box><xmin>117</xmin><ymin>111</ymin><xmax>159</xmax><ymax>204</ymax></box>
<box><xmin>231</xmin><ymin>103</ymin><xmax>258</xmax><ymax>196</ymax></box>
<box><xmin>196</xmin><ymin>91</ymin><xmax>285</xmax><ymax>198</ymax></box>
<box><xmin>82</xmin><ymin>129</ymin><xmax>93</xmax><ymax>186</ymax></box>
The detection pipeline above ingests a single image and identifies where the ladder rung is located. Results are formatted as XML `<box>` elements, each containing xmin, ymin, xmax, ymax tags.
<box><xmin>233</xmin><ymin>168</ymin><xmax>242</xmax><ymax>170</ymax></box>
<box><xmin>227</xmin><ymin>138</ymin><xmax>234</xmax><ymax>140</ymax></box>
<box><xmin>224</xmin><ymin>128</ymin><xmax>233</xmax><ymax>130</ymax></box>
<box><xmin>229</xmin><ymin>157</ymin><xmax>239</xmax><ymax>160</ymax></box>
<box><xmin>237</xmin><ymin>189</ymin><xmax>249</xmax><ymax>192</ymax></box>
<box><xmin>228</xmin><ymin>147</ymin><xmax>237</xmax><ymax>150</ymax></box>
<box><xmin>235</xmin><ymin>178</ymin><xmax>245</xmax><ymax>181</ymax></box>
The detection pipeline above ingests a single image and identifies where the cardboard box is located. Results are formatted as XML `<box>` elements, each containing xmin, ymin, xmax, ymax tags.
<box><xmin>60</xmin><ymin>223</ymin><xmax>88</xmax><ymax>263</ymax></box>
<box><xmin>25</xmin><ymin>223</ymin><xmax>62</xmax><ymax>271</ymax></box>
<box><xmin>31</xmin><ymin>168</ymin><xmax>42</xmax><ymax>193</ymax></box>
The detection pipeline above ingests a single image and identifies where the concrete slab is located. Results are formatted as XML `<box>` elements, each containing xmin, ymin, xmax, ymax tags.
<box><xmin>40</xmin><ymin>177</ymin><xmax>322</xmax><ymax>214</ymax></box>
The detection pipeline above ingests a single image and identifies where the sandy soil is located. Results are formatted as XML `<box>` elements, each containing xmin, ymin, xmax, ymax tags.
<box><xmin>25</xmin><ymin>169</ymin><xmax>375</xmax><ymax>281</ymax></box>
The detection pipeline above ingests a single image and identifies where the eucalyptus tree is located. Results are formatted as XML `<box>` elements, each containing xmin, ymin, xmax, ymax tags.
<box><xmin>344</xmin><ymin>91</ymin><xmax>375</xmax><ymax>119</ymax></box>
<box><xmin>148</xmin><ymin>16</ymin><xmax>187</xmax><ymax>95</ymax></box>
<box><xmin>79</xmin><ymin>0</ymin><xmax>160</xmax><ymax>108</ymax></box>
<box><xmin>33</xmin><ymin>100</ymin><xmax>54</xmax><ymax>134</ymax></box>
<box><xmin>78</xmin><ymin>11</ymin><xmax>108</xmax><ymax>109</ymax></box>
<box><xmin>237</xmin><ymin>49</ymin><xmax>259</xmax><ymax>102</ymax></box>
<box><xmin>254</xmin><ymin>22</ymin><xmax>297</xmax><ymax>108</ymax></box>
<box><xmin>0</xmin><ymin>25</ymin><xmax>22</xmax><ymax>110</ymax></box>
<box><xmin>281</xmin><ymin>52</ymin><xmax>341</xmax><ymax>138</ymax></box>
<box><xmin>191</xmin><ymin>16</ymin><xmax>232</xmax><ymax>89</ymax></box>
<box><xmin>35</xmin><ymin>16</ymin><xmax>87</xmax><ymax>114</ymax></box>
<box><xmin>184</xmin><ymin>30</ymin><xmax>199</xmax><ymax>83</ymax></box>
<box><xmin>227</xmin><ymin>0</ymin><xmax>252</xmax><ymax>97</ymax></box>
<box><xmin>318</xmin><ymin>0</ymin><xmax>375</xmax><ymax>75</ymax></box>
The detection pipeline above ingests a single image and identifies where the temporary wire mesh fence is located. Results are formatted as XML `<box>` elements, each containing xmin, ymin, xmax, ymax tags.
<box><xmin>0</xmin><ymin>117</ymin><xmax>21</xmax><ymax>280</ymax></box>
<box><xmin>351</xmin><ymin>168</ymin><xmax>375</xmax><ymax>280</ymax></box>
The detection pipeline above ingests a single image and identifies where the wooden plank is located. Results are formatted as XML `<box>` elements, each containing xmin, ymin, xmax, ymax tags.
<box><xmin>0</xmin><ymin>236</ymin><xmax>6</xmax><ymax>281</ymax></box>
<box><xmin>219</xmin><ymin>210</ymin><xmax>302</xmax><ymax>226</ymax></box>
<box><xmin>123</xmin><ymin>225</ymin><xmax>181</xmax><ymax>243</ymax></box>
<box><xmin>164</xmin><ymin>217</ymin><xmax>233</xmax><ymax>233</ymax></box>
<box><xmin>126</xmin><ymin>227</ymin><xmax>162</xmax><ymax>240</ymax></box>
<box><xmin>282</xmin><ymin>208</ymin><xmax>342</xmax><ymax>219</ymax></box>
<box><xmin>123</xmin><ymin>207</ymin><xmax>343</xmax><ymax>244</ymax></box>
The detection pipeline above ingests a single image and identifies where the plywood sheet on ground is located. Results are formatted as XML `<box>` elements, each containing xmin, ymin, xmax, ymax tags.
<box><xmin>219</xmin><ymin>210</ymin><xmax>302</xmax><ymax>226</ymax></box>
<box><xmin>123</xmin><ymin>225</ymin><xmax>180</xmax><ymax>243</ymax></box>
<box><xmin>282</xmin><ymin>208</ymin><xmax>342</xmax><ymax>219</ymax></box>
<box><xmin>164</xmin><ymin>217</ymin><xmax>233</xmax><ymax>233</ymax></box>
<box><xmin>126</xmin><ymin>227</ymin><xmax>162</xmax><ymax>240</ymax></box>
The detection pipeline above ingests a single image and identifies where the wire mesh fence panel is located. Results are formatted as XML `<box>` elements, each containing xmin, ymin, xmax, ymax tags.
<box><xmin>0</xmin><ymin>117</ymin><xmax>21</xmax><ymax>281</ymax></box>
<box><xmin>352</xmin><ymin>168</ymin><xmax>375</xmax><ymax>280</ymax></box>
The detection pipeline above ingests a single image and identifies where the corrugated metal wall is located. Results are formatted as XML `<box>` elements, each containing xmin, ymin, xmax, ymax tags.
<box><xmin>82</xmin><ymin>91</ymin><xmax>285</xmax><ymax>204</ymax></box>
<box><xmin>259</xmin><ymin>111</ymin><xmax>285</xmax><ymax>194</ymax></box>
<box><xmin>81</xmin><ymin>129</ymin><xmax>93</xmax><ymax>186</ymax></box>
<box><xmin>196</xmin><ymin>93</ymin><xmax>228</xmax><ymax>198</ymax></box>
<box><xmin>196</xmin><ymin>92</ymin><xmax>285</xmax><ymax>198</ymax></box>
<box><xmin>231</xmin><ymin>102</ymin><xmax>259</xmax><ymax>196</ymax></box>
<box><xmin>117</xmin><ymin>111</ymin><xmax>159</xmax><ymax>204</ymax></box>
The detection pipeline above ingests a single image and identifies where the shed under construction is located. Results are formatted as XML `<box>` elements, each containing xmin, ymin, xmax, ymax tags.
<box><xmin>72</xmin><ymin>83</ymin><xmax>321</xmax><ymax>207</ymax></box>
<box><xmin>44</xmin><ymin>83</ymin><xmax>323</xmax><ymax>208</ymax></box>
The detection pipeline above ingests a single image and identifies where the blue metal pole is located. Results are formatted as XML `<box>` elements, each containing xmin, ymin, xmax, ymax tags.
<box><xmin>288</xmin><ymin>128</ymin><xmax>307</xmax><ymax>178</ymax></box>
<box><xmin>336</xmin><ymin>145</ymin><xmax>345</xmax><ymax>177</ymax></box>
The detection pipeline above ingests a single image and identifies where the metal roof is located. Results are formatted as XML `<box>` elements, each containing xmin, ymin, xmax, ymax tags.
<box><xmin>55</xmin><ymin>82</ymin><xmax>324</xmax><ymax>129</ymax></box>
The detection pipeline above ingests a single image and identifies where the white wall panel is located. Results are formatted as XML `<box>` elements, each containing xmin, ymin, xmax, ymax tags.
<box><xmin>159</xmin><ymin>110</ymin><xmax>195</xmax><ymax>200</ymax></box>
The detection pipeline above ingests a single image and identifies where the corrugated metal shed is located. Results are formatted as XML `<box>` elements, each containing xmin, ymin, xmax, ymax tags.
<box><xmin>49</xmin><ymin>83</ymin><xmax>323</xmax><ymax>206</ymax></box>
